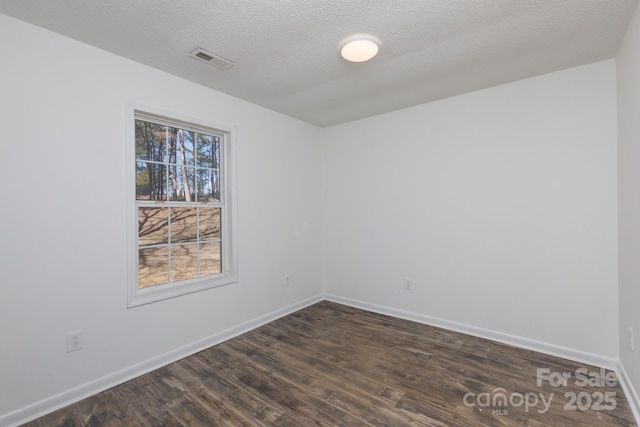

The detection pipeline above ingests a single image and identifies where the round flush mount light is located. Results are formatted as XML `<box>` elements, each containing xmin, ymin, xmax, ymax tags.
<box><xmin>339</xmin><ymin>34</ymin><xmax>380</xmax><ymax>62</ymax></box>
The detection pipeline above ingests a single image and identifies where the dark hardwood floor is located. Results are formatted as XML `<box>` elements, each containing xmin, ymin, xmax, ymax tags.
<box><xmin>22</xmin><ymin>301</ymin><xmax>637</xmax><ymax>426</ymax></box>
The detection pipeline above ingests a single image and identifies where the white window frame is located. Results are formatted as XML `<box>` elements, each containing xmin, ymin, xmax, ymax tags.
<box><xmin>126</xmin><ymin>102</ymin><xmax>238</xmax><ymax>307</ymax></box>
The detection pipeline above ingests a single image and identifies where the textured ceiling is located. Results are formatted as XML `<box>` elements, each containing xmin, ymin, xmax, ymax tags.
<box><xmin>1</xmin><ymin>0</ymin><xmax>637</xmax><ymax>127</ymax></box>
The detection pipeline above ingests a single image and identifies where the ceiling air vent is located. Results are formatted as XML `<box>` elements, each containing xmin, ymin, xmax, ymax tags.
<box><xmin>189</xmin><ymin>48</ymin><xmax>234</xmax><ymax>70</ymax></box>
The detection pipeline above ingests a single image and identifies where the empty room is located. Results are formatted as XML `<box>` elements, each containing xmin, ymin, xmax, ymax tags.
<box><xmin>2</xmin><ymin>0</ymin><xmax>640</xmax><ymax>426</ymax></box>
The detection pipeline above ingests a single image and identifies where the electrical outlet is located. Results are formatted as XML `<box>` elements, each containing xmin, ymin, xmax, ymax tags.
<box><xmin>630</xmin><ymin>327</ymin><xmax>635</xmax><ymax>351</ymax></box>
<box><xmin>285</xmin><ymin>274</ymin><xmax>291</xmax><ymax>286</ymax></box>
<box><xmin>67</xmin><ymin>330</ymin><xmax>83</xmax><ymax>353</ymax></box>
<box><xmin>404</xmin><ymin>277</ymin><xmax>412</xmax><ymax>291</ymax></box>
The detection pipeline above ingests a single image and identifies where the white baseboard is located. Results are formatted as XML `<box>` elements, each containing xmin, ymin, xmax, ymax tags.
<box><xmin>324</xmin><ymin>294</ymin><xmax>618</xmax><ymax>369</ymax></box>
<box><xmin>616</xmin><ymin>360</ymin><xmax>640</xmax><ymax>424</ymax></box>
<box><xmin>1</xmin><ymin>294</ymin><xmax>324</xmax><ymax>427</ymax></box>
<box><xmin>5</xmin><ymin>293</ymin><xmax>639</xmax><ymax>427</ymax></box>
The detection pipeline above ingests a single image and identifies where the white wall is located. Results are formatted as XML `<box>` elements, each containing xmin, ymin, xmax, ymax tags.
<box><xmin>617</xmin><ymin>0</ymin><xmax>640</xmax><ymax>412</ymax></box>
<box><xmin>322</xmin><ymin>60</ymin><xmax>619</xmax><ymax>358</ymax></box>
<box><xmin>0</xmin><ymin>13</ymin><xmax>322</xmax><ymax>421</ymax></box>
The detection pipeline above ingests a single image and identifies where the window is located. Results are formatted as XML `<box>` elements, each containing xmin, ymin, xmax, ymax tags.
<box><xmin>126</xmin><ymin>104</ymin><xmax>237</xmax><ymax>307</ymax></box>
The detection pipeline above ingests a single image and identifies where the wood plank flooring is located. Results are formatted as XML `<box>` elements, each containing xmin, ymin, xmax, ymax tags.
<box><xmin>22</xmin><ymin>301</ymin><xmax>637</xmax><ymax>426</ymax></box>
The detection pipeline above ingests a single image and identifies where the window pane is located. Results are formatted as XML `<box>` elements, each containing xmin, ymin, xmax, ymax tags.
<box><xmin>199</xmin><ymin>208</ymin><xmax>221</xmax><ymax>240</ymax></box>
<box><xmin>136</xmin><ymin>161</ymin><xmax>166</xmax><ymax>201</ymax></box>
<box><xmin>196</xmin><ymin>168</ymin><xmax>220</xmax><ymax>202</ymax></box>
<box><xmin>135</xmin><ymin>121</ymin><xmax>166</xmax><ymax>162</ymax></box>
<box><xmin>168</xmin><ymin>165</ymin><xmax>196</xmax><ymax>201</ymax></box>
<box><xmin>170</xmin><ymin>207</ymin><xmax>197</xmax><ymax>243</ymax></box>
<box><xmin>139</xmin><ymin>246</ymin><xmax>169</xmax><ymax>288</ymax></box>
<box><xmin>131</xmin><ymin>113</ymin><xmax>233</xmax><ymax>304</ymax></box>
<box><xmin>178</xmin><ymin>130</ymin><xmax>195</xmax><ymax>167</ymax></box>
<box><xmin>196</xmin><ymin>135</ymin><xmax>220</xmax><ymax>168</ymax></box>
<box><xmin>138</xmin><ymin>207</ymin><xmax>169</xmax><ymax>246</ymax></box>
<box><xmin>200</xmin><ymin>242</ymin><xmax>221</xmax><ymax>276</ymax></box>
<box><xmin>170</xmin><ymin>244</ymin><xmax>198</xmax><ymax>282</ymax></box>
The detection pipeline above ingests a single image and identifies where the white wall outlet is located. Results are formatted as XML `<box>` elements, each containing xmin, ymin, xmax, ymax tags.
<box><xmin>285</xmin><ymin>274</ymin><xmax>291</xmax><ymax>286</ymax></box>
<box><xmin>404</xmin><ymin>277</ymin><xmax>412</xmax><ymax>291</ymax></box>
<box><xmin>629</xmin><ymin>327</ymin><xmax>635</xmax><ymax>351</ymax></box>
<box><xmin>67</xmin><ymin>330</ymin><xmax>83</xmax><ymax>353</ymax></box>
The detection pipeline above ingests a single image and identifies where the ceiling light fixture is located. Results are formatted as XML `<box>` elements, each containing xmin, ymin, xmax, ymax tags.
<box><xmin>339</xmin><ymin>34</ymin><xmax>380</xmax><ymax>63</ymax></box>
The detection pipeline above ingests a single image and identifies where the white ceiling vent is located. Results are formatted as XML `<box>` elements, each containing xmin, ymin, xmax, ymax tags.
<box><xmin>189</xmin><ymin>48</ymin><xmax>234</xmax><ymax>70</ymax></box>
